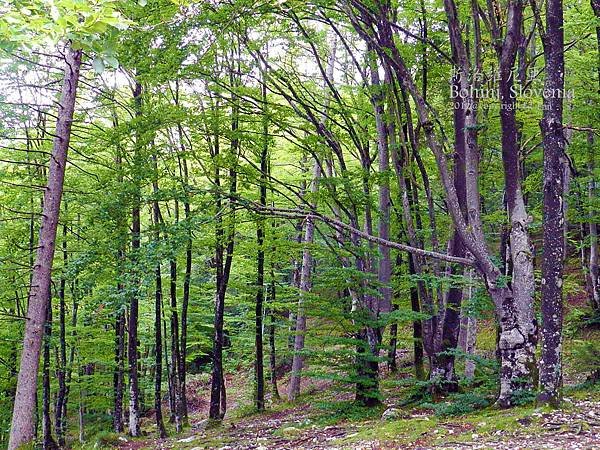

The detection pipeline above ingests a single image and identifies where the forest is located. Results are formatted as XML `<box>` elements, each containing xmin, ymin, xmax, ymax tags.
<box><xmin>0</xmin><ymin>0</ymin><xmax>599</xmax><ymax>448</ymax></box>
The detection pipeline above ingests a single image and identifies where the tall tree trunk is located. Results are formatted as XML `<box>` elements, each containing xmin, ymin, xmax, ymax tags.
<box><xmin>154</xmin><ymin>265</ymin><xmax>167</xmax><ymax>437</ymax></box>
<box><xmin>42</xmin><ymin>302</ymin><xmax>58</xmax><ymax>450</ymax></box>
<box><xmin>169</xmin><ymin>255</ymin><xmax>183</xmax><ymax>431</ymax></box>
<box><xmin>254</xmin><ymin>59</ymin><xmax>269</xmax><ymax>411</ymax></box>
<box><xmin>408</xmin><ymin>253</ymin><xmax>426</xmax><ymax>380</ymax></box>
<box><xmin>112</xmin><ymin>109</ymin><xmax>126</xmax><ymax>433</ymax></box>
<box><xmin>209</xmin><ymin>56</ymin><xmax>239</xmax><ymax>418</ymax></box>
<box><xmin>287</xmin><ymin>163</ymin><xmax>318</xmax><ymax>401</ymax></box>
<box><xmin>588</xmin><ymin>0</ymin><xmax>600</xmax><ymax>312</ymax></box>
<box><xmin>8</xmin><ymin>45</ymin><xmax>82</xmax><ymax>450</ymax></box>
<box><xmin>55</xmin><ymin>221</ymin><xmax>68</xmax><ymax>446</ymax></box>
<box><xmin>538</xmin><ymin>0</ymin><xmax>566</xmax><ymax>407</ymax></box>
<box><xmin>495</xmin><ymin>0</ymin><xmax>538</xmax><ymax>407</ymax></box>
<box><xmin>152</xmin><ymin>161</ymin><xmax>167</xmax><ymax>437</ymax></box>
<box><xmin>268</xmin><ymin>306</ymin><xmax>280</xmax><ymax>399</ymax></box>
<box><xmin>462</xmin><ymin>270</ymin><xmax>477</xmax><ymax>379</ymax></box>
<box><xmin>178</xmin><ymin>147</ymin><xmax>192</xmax><ymax>421</ymax></box>
<box><xmin>128</xmin><ymin>80</ymin><xmax>143</xmax><ymax>437</ymax></box>
<box><xmin>64</xmin><ymin>277</ymin><xmax>79</xmax><ymax>435</ymax></box>
<box><xmin>429</xmin><ymin>69</ymin><xmax>467</xmax><ymax>396</ymax></box>
<box><xmin>288</xmin><ymin>36</ymin><xmax>337</xmax><ymax>401</ymax></box>
<box><xmin>113</xmin><ymin>296</ymin><xmax>125</xmax><ymax>432</ymax></box>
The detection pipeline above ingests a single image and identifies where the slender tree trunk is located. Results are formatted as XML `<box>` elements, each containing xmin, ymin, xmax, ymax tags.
<box><xmin>8</xmin><ymin>45</ymin><xmax>82</xmax><ymax>450</ymax></box>
<box><xmin>209</xmin><ymin>58</ymin><xmax>239</xmax><ymax>418</ymax></box>
<box><xmin>288</xmin><ymin>170</ymin><xmax>318</xmax><ymax>400</ymax></box>
<box><xmin>538</xmin><ymin>0</ymin><xmax>566</xmax><ymax>406</ymax></box>
<box><xmin>152</xmin><ymin>163</ymin><xmax>167</xmax><ymax>437</ymax></box>
<box><xmin>154</xmin><ymin>266</ymin><xmax>167</xmax><ymax>437</ymax></box>
<box><xmin>463</xmin><ymin>271</ymin><xmax>477</xmax><ymax>379</ymax></box>
<box><xmin>175</xmin><ymin>87</ymin><xmax>191</xmax><ymax>420</ymax></box>
<box><xmin>128</xmin><ymin>80</ymin><xmax>143</xmax><ymax>437</ymax></box>
<box><xmin>288</xmin><ymin>36</ymin><xmax>337</xmax><ymax>401</ymax></box>
<box><xmin>254</xmin><ymin>60</ymin><xmax>269</xmax><ymax>411</ymax></box>
<box><xmin>588</xmin><ymin>152</ymin><xmax>599</xmax><ymax>311</ymax></box>
<box><xmin>407</xmin><ymin>254</ymin><xmax>426</xmax><ymax>380</ymax></box>
<box><xmin>43</xmin><ymin>302</ymin><xmax>58</xmax><ymax>450</ymax></box>
<box><xmin>268</xmin><ymin>307</ymin><xmax>280</xmax><ymax>399</ymax></box>
<box><xmin>55</xmin><ymin>221</ymin><xmax>68</xmax><ymax>446</ymax></box>
<box><xmin>179</xmin><ymin>154</ymin><xmax>192</xmax><ymax>420</ymax></box>
<box><xmin>169</xmin><ymin>254</ymin><xmax>183</xmax><ymax>431</ymax></box>
<box><xmin>64</xmin><ymin>277</ymin><xmax>79</xmax><ymax>435</ymax></box>
<box><xmin>429</xmin><ymin>70</ymin><xmax>467</xmax><ymax>396</ymax></box>
<box><xmin>113</xmin><ymin>298</ymin><xmax>125</xmax><ymax>432</ymax></box>
<box><xmin>588</xmin><ymin>0</ymin><xmax>600</xmax><ymax>312</ymax></box>
<box><xmin>112</xmin><ymin>109</ymin><xmax>126</xmax><ymax>433</ymax></box>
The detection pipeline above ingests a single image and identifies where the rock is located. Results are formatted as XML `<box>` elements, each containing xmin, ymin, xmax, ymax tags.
<box><xmin>281</xmin><ymin>426</ymin><xmax>299</xmax><ymax>436</ymax></box>
<box><xmin>178</xmin><ymin>435</ymin><xmax>197</xmax><ymax>443</ymax></box>
<box><xmin>196</xmin><ymin>419</ymin><xmax>210</xmax><ymax>431</ymax></box>
<box><xmin>381</xmin><ymin>408</ymin><xmax>401</xmax><ymax>421</ymax></box>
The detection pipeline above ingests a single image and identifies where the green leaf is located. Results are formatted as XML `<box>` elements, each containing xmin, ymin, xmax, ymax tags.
<box><xmin>105</xmin><ymin>56</ymin><xmax>119</xmax><ymax>68</ymax></box>
<box><xmin>92</xmin><ymin>57</ymin><xmax>105</xmax><ymax>74</ymax></box>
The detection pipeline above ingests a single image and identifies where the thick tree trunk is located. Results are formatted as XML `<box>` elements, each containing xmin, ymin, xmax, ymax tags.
<box><xmin>538</xmin><ymin>0</ymin><xmax>566</xmax><ymax>407</ymax></box>
<box><xmin>8</xmin><ymin>45</ymin><xmax>82</xmax><ymax>450</ymax></box>
<box><xmin>495</xmin><ymin>0</ymin><xmax>538</xmax><ymax>408</ymax></box>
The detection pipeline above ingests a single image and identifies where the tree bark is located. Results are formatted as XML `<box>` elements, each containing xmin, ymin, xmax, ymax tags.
<box><xmin>495</xmin><ymin>0</ymin><xmax>538</xmax><ymax>407</ymax></box>
<box><xmin>113</xmin><ymin>297</ymin><xmax>126</xmax><ymax>432</ymax></box>
<box><xmin>209</xmin><ymin>59</ymin><xmax>239</xmax><ymax>419</ymax></box>
<box><xmin>254</xmin><ymin>58</ymin><xmax>269</xmax><ymax>411</ymax></box>
<box><xmin>8</xmin><ymin>45</ymin><xmax>82</xmax><ymax>450</ymax></box>
<box><xmin>288</xmin><ymin>36</ymin><xmax>337</xmax><ymax>401</ymax></box>
<box><xmin>55</xmin><ymin>221</ymin><xmax>68</xmax><ymax>446</ymax></box>
<box><xmin>152</xmin><ymin>160</ymin><xmax>167</xmax><ymax>437</ymax></box>
<box><xmin>128</xmin><ymin>80</ymin><xmax>143</xmax><ymax>437</ymax></box>
<box><xmin>42</xmin><ymin>302</ymin><xmax>58</xmax><ymax>450</ymax></box>
<box><xmin>538</xmin><ymin>0</ymin><xmax>566</xmax><ymax>407</ymax></box>
<box><xmin>588</xmin><ymin>0</ymin><xmax>600</xmax><ymax>312</ymax></box>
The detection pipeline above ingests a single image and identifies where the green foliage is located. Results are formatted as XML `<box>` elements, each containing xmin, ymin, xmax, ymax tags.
<box><xmin>570</xmin><ymin>339</ymin><xmax>600</xmax><ymax>380</ymax></box>
<box><xmin>423</xmin><ymin>392</ymin><xmax>491</xmax><ymax>417</ymax></box>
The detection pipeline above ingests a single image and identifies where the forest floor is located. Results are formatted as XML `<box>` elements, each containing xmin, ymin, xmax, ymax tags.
<box><xmin>111</xmin><ymin>343</ymin><xmax>600</xmax><ymax>450</ymax></box>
